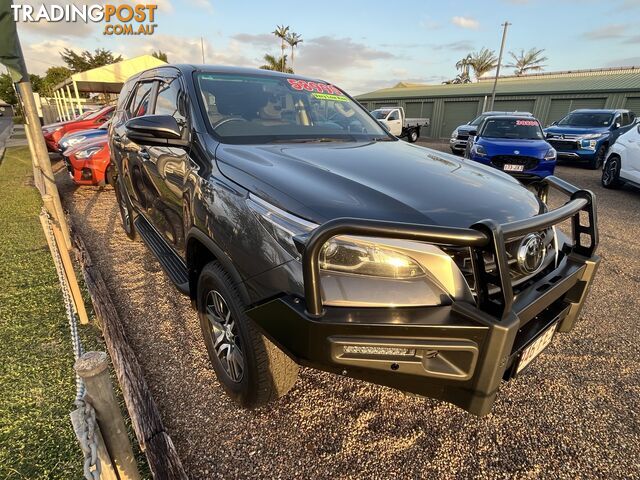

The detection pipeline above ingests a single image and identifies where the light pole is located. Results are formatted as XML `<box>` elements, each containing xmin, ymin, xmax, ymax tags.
<box><xmin>489</xmin><ymin>21</ymin><xmax>511</xmax><ymax>111</ymax></box>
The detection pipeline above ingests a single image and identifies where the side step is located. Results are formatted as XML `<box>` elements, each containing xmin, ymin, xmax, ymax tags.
<box><xmin>134</xmin><ymin>216</ymin><xmax>189</xmax><ymax>295</ymax></box>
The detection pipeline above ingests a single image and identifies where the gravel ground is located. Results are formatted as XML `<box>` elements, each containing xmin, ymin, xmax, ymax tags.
<box><xmin>55</xmin><ymin>143</ymin><xmax>640</xmax><ymax>479</ymax></box>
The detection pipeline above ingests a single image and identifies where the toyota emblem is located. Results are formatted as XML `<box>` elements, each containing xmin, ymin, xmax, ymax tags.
<box><xmin>516</xmin><ymin>233</ymin><xmax>546</xmax><ymax>274</ymax></box>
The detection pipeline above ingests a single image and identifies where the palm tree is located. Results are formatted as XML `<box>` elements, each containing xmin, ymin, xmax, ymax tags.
<box><xmin>469</xmin><ymin>48</ymin><xmax>498</xmax><ymax>80</ymax></box>
<box><xmin>272</xmin><ymin>25</ymin><xmax>290</xmax><ymax>72</ymax></box>
<box><xmin>285</xmin><ymin>32</ymin><xmax>303</xmax><ymax>69</ymax></box>
<box><xmin>260</xmin><ymin>54</ymin><xmax>293</xmax><ymax>73</ymax></box>
<box><xmin>506</xmin><ymin>48</ymin><xmax>548</xmax><ymax>76</ymax></box>
<box><xmin>151</xmin><ymin>50</ymin><xmax>168</xmax><ymax>62</ymax></box>
<box><xmin>454</xmin><ymin>54</ymin><xmax>473</xmax><ymax>83</ymax></box>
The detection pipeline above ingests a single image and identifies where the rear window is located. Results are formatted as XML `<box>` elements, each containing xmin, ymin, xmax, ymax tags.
<box><xmin>480</xmin><ymin>118</ymin><xmax>544</xmax><ymax>140</ymax></box>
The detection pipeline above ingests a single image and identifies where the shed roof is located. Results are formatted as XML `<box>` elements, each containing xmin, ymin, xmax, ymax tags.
<box><xmin>357</xmin><ymin>67</ymin><xmax>640</xmax><ymax>101</ymax></box>
<box><xmin>54</xmin><ymin>55</ymin><xmax>167</xmax><ymax>94</ymax></box>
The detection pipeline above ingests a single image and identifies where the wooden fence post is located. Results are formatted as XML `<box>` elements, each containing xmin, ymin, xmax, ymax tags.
<box><xmin>75</xmin><ymin>351</ymin><xmax>142</xmax><ymax>480</ymax></box>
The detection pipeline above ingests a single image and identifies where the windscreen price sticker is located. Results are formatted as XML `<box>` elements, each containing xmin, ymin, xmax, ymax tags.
<box><xmin>516</xmin><ymin>120</ymin><xmax>539</xmax><ymax>126</ymax></box>
<box><xmin>287</xmin><ymin>79</ymin><xmax>345</xmax><ymax>97</ymax></box>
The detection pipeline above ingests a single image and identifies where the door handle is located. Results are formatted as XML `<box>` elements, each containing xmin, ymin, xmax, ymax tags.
<box><xmin>139</xmin><ymin>148</ymin><xmax>150</xmax><ymax>160</ymax></box>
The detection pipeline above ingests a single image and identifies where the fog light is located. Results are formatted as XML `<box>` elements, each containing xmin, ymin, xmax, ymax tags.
<box><xmin>343</xmin><ymin>345</ymin><xmax>416</xmax><ymax>356</ymax></box>
<box><xmin>81</xmin><ymin>168</ymin><xmax>93</xmax><ymax>180</ymax></box>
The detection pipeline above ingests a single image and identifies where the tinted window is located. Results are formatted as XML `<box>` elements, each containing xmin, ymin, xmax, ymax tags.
<box><xmin>480</xmin><ymin>118</ymin><xmax>544</xmax><ymax>140</ymax></box>
<box><xmin>558</xmin><ymin>112</ymin><xmax>613</xmax><ymax>127</ymax></box>
<box><xmin>195</xmin><ymin>73</ymin><xmax>388</xmax><ymax>144</ymax></box>
<box><xmin>128</xmin><ymin>82</ymin><xmax>154</xmax><ymax>118</ymax></box>
<box><xmin>155</xmin><ymin>77</ymin><xmax>187</xmax><ymax>127</ymax></box>
<box><xmin>621</xmin><ymin>113</ymin><xmax>630</xmax><ymax>126</ymax></box>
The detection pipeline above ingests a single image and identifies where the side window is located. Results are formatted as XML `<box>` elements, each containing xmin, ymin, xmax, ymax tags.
<box><xmin>388</xmin><ymin>111</ymin><xmax>399</xmax><ymax>121</ymax></box>
<box><xmin>155</xmin><ymin>77</ymin><xmax>187</xmax><ymax>127</ymax></box>
<box><xmin>621</xmin><ymin>113</ymin><xmax>630</xmax><ymax>126</ymax></box>
<box><xmin>613</xmin><ymin>114</ymin><xmax>622</xmax><ymax>127</ymax></box>
<box><xmin>128</xmin><ymin>82</ymin><xmax>154</xmax><ymax>118</ymax></box>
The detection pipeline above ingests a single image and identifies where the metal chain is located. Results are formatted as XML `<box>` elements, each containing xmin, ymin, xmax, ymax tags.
<box><xmin>42</xmin><ymin>208</ymin><xmax>100</xmax><ymax>480</ymax></box>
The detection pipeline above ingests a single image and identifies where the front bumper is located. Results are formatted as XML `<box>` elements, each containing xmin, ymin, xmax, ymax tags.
<box><xmin>449</xmin><ymin>137</ymin><xmax>468</xmax><ymax>151</ymax></box>
<box><xmin>248</xmin><ymin>176</ymin><xmax>599</xmax><ymax>416</ymax></box>
<box><xmin>469</xmin><ymin>154</ymin><xmax>556</xmax><ymax>180</ymax></box>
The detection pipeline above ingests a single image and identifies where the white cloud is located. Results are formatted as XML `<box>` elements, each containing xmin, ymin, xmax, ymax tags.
<box><xmin>21</xmin><ymin>39</ymin><xmax>75</xmax><ymax>75</ymax></box>
<box><xmin>451</xmin><ymin>16</ymin><xmax>480</xmax><ymax>30</ymax></box>
<box><xmin>582</xmin><ymin>23</ymin><xmax>628</xmax><ymax>40</ymax></box>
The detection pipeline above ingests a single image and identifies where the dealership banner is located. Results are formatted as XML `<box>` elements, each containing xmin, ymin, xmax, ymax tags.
<box><xmin>0</xmin><ymin>0</ymin><xmax>27</xmax><ymax>82</ymax></box>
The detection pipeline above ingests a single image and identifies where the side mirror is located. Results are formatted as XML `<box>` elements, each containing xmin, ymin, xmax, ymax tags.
<box><xmin>125</xmin><ymin>115</ymin><xmax>187</xmax><ymax>147</ymax></box>
<box><xmin>611</xmin><ymin>122</ymin><xmax>620</xmax><ymax>130</ymax></box>
<box><xmin>468</xmin><ymin>129</ymin><xmax>477</xmax><ymax>137</ymax></box>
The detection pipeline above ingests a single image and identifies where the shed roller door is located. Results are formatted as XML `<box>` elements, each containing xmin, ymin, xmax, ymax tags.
<box><xmin>624</xmin><ymin>97</ymin><xmax>640</xmax><ymax>116</ymax></box>
<box><xmin>546</xmin><ymin>98</ymin><xmax>607</xmax><ymax>126</ymax></box>
<box><xmin>570</xmin><ymin>98</ymin><xmax>606</xmax><ymax>110</ymax></box>
<box><xmin>405</xmin><ymin>102</ymin><xmax>434</xmax><ymax>138</ymax></box>
<box><xmin>441</xmin><ymin>101</ymin><xmax>479</xmax><ymax>139</ymax></box>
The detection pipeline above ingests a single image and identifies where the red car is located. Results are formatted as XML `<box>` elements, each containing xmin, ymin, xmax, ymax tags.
<box><xmin>43</xmin><ymin>105</ymin><xmax>115</xmax><ymax>152</ymax></box>
<box><xmin>61</xmin><ymin>136</ymin><xmax>111</xmax><ymax>186</ymax></box>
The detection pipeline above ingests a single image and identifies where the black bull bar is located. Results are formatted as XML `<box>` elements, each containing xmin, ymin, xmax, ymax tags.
<box><xmin>247</xmin><ymin>176</ymin><xmax>600</xmax><ymax>415</ymax></box>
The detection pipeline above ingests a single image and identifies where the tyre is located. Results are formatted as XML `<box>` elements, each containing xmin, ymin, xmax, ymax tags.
<box><xmin>197</xmin><ymin>261</ymin><xmax>299</xmax><ymax>407</ymax></box>
<box><xmin>589</xmin><ymin>144</ymin><xmax>607</xmax><ymax>170</ymax></box>
<box><xmin>601</xmin><ymin>155</ymin><xmax>623</xmax><ymax>189</ymax></box>
<box><xmin>407</xmin><ymin>129</ymin><xmax>419</xmax><ymax>143</ymax></box>
<box><xmin>113</xmin><ymin>175</ymin><xmax>138</xmax><ymax>240</ymax></box>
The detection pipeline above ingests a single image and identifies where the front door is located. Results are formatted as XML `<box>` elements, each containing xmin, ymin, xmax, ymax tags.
<box><xmin>386</xmin><ymin>109</ymin><xmax>403</xmax><ymax>136</ymax></box>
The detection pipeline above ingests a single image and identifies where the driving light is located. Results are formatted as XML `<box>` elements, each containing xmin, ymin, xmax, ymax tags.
<box><xmin>75</xmin><ymin>146</ymin><xmax>103</xmax><ymax>159</ymax></box>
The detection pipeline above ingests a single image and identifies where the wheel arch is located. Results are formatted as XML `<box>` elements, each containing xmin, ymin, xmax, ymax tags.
<box><xmin>185</xmin><ymin>228</ymin><xmax>250</xmax><ymax>305</ymax></box>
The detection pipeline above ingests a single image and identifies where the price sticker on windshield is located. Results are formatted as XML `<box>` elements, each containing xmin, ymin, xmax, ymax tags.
<box><xmin>287</xmin><ymin>79</ymin><xmax>345</xmax><ymax>97</ymax></box>
<box><xmin>516</xmin><ymin>120</ymin><xmax>539</xmax><ymax>126</ymax></box>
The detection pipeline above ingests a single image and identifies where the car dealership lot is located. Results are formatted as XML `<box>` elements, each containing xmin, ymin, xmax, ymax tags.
<box><xmin>55</xmin><ymin>152</ymin><xmax>640</xmax><ymax>479</ymax></box>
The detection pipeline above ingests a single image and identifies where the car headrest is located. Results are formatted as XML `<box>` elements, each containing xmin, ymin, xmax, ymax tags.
<box><xmin>212</xmin><ymin>82</ymin><xmax>268</xmax><ymax>119</ymax></box>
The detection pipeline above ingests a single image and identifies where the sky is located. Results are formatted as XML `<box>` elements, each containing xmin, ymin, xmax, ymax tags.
<box><xmin>12</xmin><ymin>0</ymin><xmax>640</xmax><ymax>95</ymax></box>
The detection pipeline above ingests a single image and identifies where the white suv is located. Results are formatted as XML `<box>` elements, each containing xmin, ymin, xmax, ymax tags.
<box><xmin>602</xmin><ymin>122</ymin><xmax>640</xmax><ymax>190</ymax></box>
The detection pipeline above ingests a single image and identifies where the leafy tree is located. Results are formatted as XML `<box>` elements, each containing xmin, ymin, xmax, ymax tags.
<box><xmin>469</xmin><ymin>48</ymin><xmax>498</xmax><ymax>80</ymax></box>
<box><xmin>41</xmin><ymin>66</ymin><xmax>72</xmax><ymax>95</ymax></box>
<box><xmin>285</xmin><ymin>32</ymin><xmax>303</xmax><ymax>69</ymax></box>
<box><xmin>151</xmin><ymin>50</ymin><xmax>169</xmax><ymax>62</ymax></box>
<box><xmin>272</xmin><ymin>25</ymin><xmax>290</xmax><ymax>72</ymax></box>
<box><xmin>506</xmin><ymin>48</ymin><xmax>548</xmax><ymax>76</ymax></box>
<box><xmin>60</xmin><ymin>48</ymin><xmax>123</xmax><ymax>73</ymax></box>
<box><xmin>0</xmin><ymin>73</ymin><xmax>17</xmax><ymax>105</ymax></box>
<box><xmin>260</xmin><ymin>54</ymin><xmax>293</xmax><ymax>73</ymax></box>
<box><xmin>29</xmin><ymin>74</ymin><xmax>43</xmax><ymax>94</ymax></box>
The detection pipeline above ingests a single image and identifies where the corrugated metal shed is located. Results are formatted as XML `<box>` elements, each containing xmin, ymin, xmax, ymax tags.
<box><xmin>358</xmin><ymin>68</ymin><xmax>640</xmax><ymax>100</ymax></box>
<box><xmin>357</xmin><ymin>67</ymin><xmax>640</xmax><ymax>139</ymax></box>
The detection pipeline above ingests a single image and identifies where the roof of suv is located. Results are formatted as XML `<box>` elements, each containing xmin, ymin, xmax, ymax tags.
<box><xmin>139</xmin><ymin>64</ymin><xmax>327</xmax><ymax>84</ymax></box>
<box><xmin>570</xmin><ymin>109</ymin><xmax>630</xmax><ymax>114</ymax></box>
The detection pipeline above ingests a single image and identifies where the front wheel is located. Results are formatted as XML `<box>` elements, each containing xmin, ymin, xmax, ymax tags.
<box><xmin>197</xmin><ymin>262</ymin><xmax>299</xmax><ymax>408</ymax></box>
<box><xmin>602</xmin><ymin>156</ymin><xmax>623</xmax><ymax>189</ymax></box>
<box><xmin>407</xmin><ymin>129</ymin><xmax>419</xmax><ymax>143</ymax></box>
<box><xmin>589</xmin><ymin>144</ymin><xmax>607</xmax><ymax>170</ymax></box>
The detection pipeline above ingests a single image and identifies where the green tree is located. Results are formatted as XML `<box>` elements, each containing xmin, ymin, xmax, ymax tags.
<box><xmin>285</xmin><ymin>32</ymin><xmax>303</xmax><ymax>69</ymax></box>
<box><xmin>60</xmin><ymin>48</ymin><xmax>123</xmax><ymax>73</ymax></box>
<box><xmin>506</xmin><ymin>48</ymin><xmax>548</xmax><ymax>76</ymax></box>
<box><xmin>469</xmin><ymin>48</ymin><xmax>498</xmax><ymax>80</ymax></box>
<box><xmin>41</xmin><ymin>66</ymin><xmax>72</xmax><ymax>95</ymax></box>
<box><xmin>272</xmin><ymin>25</ymin><xmax>290</xmax><ymax>72</ymax></box>
<box><xmin>29</xmin><ymin>74</ymin><xmax>43</xmax><ymax>94</ymax></box>
<box><xmin>151</xmin><ymin>50</ymin><xmax>168</xmax><ymax>62</ymax></box>
<box><xmin>0</xmin><ymin>73</ymin><xmax>17</xmax><ymax>105</ymax></box>
<box><xmin>260</xmin><ymin>54</ymin><xmax>293</xmax><ymax>73</ymax></box>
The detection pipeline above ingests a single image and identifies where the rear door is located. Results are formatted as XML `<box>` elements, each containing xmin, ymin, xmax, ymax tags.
<box><xmin>139</xmin><ymin>70</ymin><xmax>190</xmax><ymax>253</ymax></box>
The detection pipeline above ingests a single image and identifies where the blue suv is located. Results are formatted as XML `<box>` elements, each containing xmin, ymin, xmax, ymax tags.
<box><xmin>544</xmin><ymin>109</ymin><xmax>636</xmax><ymax>169</ymax></box>
<box><xmin>465</xmin><ymin>115</ymin><xmax>556</xmax><ymax>181</ymax></box>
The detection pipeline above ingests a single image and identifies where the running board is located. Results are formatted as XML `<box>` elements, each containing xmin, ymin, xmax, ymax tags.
<box><xmin>134</xmin><ymin>216</ymin><xmax>190</xmax><ymax>295</ymax></box>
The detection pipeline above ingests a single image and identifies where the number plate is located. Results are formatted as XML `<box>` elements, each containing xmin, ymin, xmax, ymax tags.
<box><xmin>504</xmin><ymin>164</ymin><xmax>524</xmax><ymax>172</ymax></box>
<box><xmin>516</xmin><ymin>324</ymin><xmax>557</xmax><ymax>374</ymax></box>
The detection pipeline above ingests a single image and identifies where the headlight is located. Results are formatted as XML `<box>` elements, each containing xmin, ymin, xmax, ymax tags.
<box><xmin>451</xmin><ymin>130</ymin><xmax>458</xmax><ymax>139</ymax></box>
<box><xmin>579</xmin><ymin>133</ymin><xmax>606</xmax><ymax>150</ymax></box>
<box><xmin>75</xmin><ymin>146</ymin><xmax>103</xmax><ymax>159</ymax></box>
<box><xmin>246</xmin><ymin>194</ymin><xmax>473</xmax><ymax>307</ymax></box>
<box><xmin>543</xmin><ymin>147</ymin><xmax>557</xmax><ymax>161</ymax></box>
<box><xmin>471</xmin><ymin>144</ymin><xmax>487</xmax><ymax>157</ymax></box>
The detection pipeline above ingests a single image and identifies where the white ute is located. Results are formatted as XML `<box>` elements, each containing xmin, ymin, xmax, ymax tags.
<box><xmin>370</xmin><ymin>107</ymin><xmax>429</xmax><ymax>143</ymax></box>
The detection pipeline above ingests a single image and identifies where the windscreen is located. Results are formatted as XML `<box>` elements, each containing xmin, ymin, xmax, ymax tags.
<box><xmin>470</xmin><ymin>114</ymin><xmax>488</xmax><ymax>126</ymax></box>
<box><xmin>195</xmin><ymin>73</ymin><xmax>390</xmax><ymax>143</ymax></box>
<box><xmin>480</xmin><ymin>118</ymin><xmax>544</xmax><ymax>140</ymax></box>
<box><xmin>558</xmin><ymin>112</ymin><xmax>613</xmax><ymax>127</ymax></box>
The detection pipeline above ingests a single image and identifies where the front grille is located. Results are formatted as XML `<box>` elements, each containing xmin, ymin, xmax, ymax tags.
<box><xmin>491</xmin><ymin>155</ymin><xmax>539</xmax><ymax>171</ymax></box>
<box><xmin>548</xmin><ymin>139</ymin><xmax>578</xmax><ymax>151</ymax></box>
<box><xmin>444</xmin><ymin>228</ymin><xmax>556</xmax><ymax>295</ymax></box>
<box><xmin>457</xmin><ymin>134</ymin><xmax>469</xmax><ymax>141</ymax></box>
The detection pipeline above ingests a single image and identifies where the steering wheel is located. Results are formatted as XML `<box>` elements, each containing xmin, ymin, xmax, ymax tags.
<box><xmin>212</xmin><ymin>117</ymin><xmax>248</xmax><ymax>129</ymax></box>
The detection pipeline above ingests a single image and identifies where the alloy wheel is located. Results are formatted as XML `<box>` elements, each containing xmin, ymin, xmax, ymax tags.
<box><xmin>602</xmin><ymin>158</ymin><xmax>618</xmax><ymax>186</ymax></box>
<box><xmin>205</xmin><ymin>290</ymin><xmax>244</xmax><ymax>383</ymax></box>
